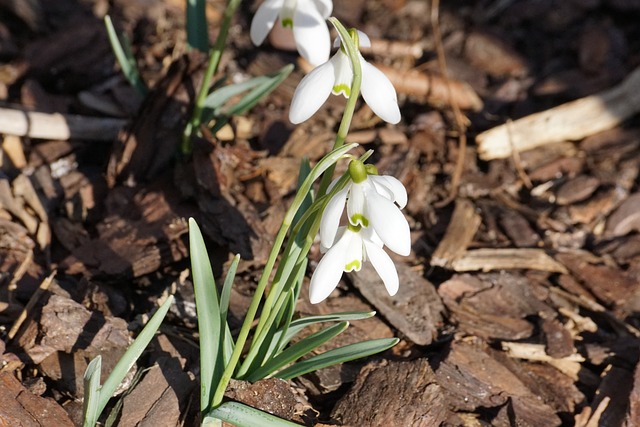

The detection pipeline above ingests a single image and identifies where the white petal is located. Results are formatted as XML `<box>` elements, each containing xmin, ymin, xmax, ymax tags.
<box><xmin>346</xmin><ymin>182</ymin><xmax>367</xmax><ymax>226</ymax></box>
<box><xmin>309</xmin><ymin>231</ymin><xmax>352</xmax><ymax>303</ymax></box>
<box><xmin>356</xmin><ymin>30</ymin><xmax>371</xmax><ymax>48</ymax></box>
<box><xmin>310</xmin><ymin>0</ymin><xmax>333</xmax><ymax>18</ymax></box>
<box><xmin>363</xmin><ymin>239</ymin><xmax>399</xmax><ymax>296</ymax></box>
<box><xmin>289</xmin><ymin>59</ymin><xmax>335</xmax><ymax>124</ymax></box>
<box><xmin>370</xmin><ymin>175</ymin><xmax>408</xmax><ymax>209</ymax></box>
<box><xmin>345</xmin><ymin>231</ymin><xmax>364</xmax><ymax>271</ymax></box>
<box><xmin>250</xmin><ymin>0</ymin><xmax>285</xmax><ymax>46</ymax></box>
<box><xmin>331</xmin><ymin>52</ymin><xmax>353</xmax><ymax>98</ymax></box>
<box><xmin>360</xmin><ymin>57</ymin><xmax>401</xmax><ymax>124</ymax></box>
<box><xmin>365</xmin><ymin>190</ymin><xmax>411</xmax><ymax>256</ymax></box>
<box><xmin>292</xmin><ymin>6</ymin><xmax>330</xmax><ymax>66</ymax></box>
<box><xmin>320</xmin><ymin>185</ymin><xmax>349</xmax><ymax>248</ymax></box>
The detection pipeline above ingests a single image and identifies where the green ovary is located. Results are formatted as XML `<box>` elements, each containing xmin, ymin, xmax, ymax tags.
<box><xmin>344</xmin><ymin>259</ymin><xmax>361</xmax><ymax>272</ymax></box>
<box><xmin>332</xmin><ymin>84</ymin><xmax>351</xmax><ymax>98</ymax></box>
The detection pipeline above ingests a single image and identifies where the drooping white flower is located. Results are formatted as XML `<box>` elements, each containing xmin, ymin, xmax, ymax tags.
<box><xmin>289</xmin><ymin>30</ymin><xmax>401</xmax><ymax>124</ymax></box>
<box><xmin>250</xmin><ymin>0</ymin><xmax>332</xmax><ymax>66</ymax></box>
<box><xmin>320</xmin><ymin>160</ymin><xmax>410</xmax><ymax>257</ymax></box>
<box><xmin>309</xmin><ymin>224</ymin><xmax>399</xmax><ymax>304</ymax></box>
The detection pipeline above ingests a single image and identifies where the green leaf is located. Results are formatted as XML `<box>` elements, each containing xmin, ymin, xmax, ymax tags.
<box><xmin>220</xmin><ymin>254</ymin><xmax>240</xmax><ymax>364</ymax></box>
<box><xmin>202</xmin><ymin>64</ymin><xmax>294</xmax><ymax>132</ymax></box>
<box><xmin>82</xmin><ymin>356</ymin><xmax>102</xmax><ymax>427</ymax></box>
<box><xmin>189</xmin><ymin>218</ymin><xmax>223</xmax><ymax>412</ymax></box>
<box><xmin>247</xmin><ymin>322</ymin><xmax>348</xmax><ymax>382</ymax></box>
<box><xmin>104</xmin><ymin>15</ymin><xmax>147</xmax><ymax>96</ymax></box>
<box><xmin>276</xmin><ymin>338</ymin><xmax>399</xmax><ymax>380</ymax></box>
<box><xmin>99</xmin><ymin>296</ymin><xmax>174</xmax><ymax>415</ymax></box>
<box><xmin>204</xmin><ymin>402</ymin><xmax>303</xmax><ymax>427</ymax></box>
<box><xmin>186</xmin><ymin>0</ymin><xmax>208</xmax><ymax>52</ymax></box>
<box><xmin>282</xmin><ymin>311</ymin><xmax>375</xmax><ymax>348</ymax></box>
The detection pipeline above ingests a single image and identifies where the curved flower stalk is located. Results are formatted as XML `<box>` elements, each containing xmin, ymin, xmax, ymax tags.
<box><xmin>250</xmin><ymin>0</ymin><xmax>332</xmax><ymax>66</ymax></box>
<box><xmin>289</xmin><ymin>29</ymin><xmax>401</xmax><ymax>125</ymax></box>
<box><xmin>309</xmin><ymin>160</ymin><xmax>410</xmax><ymax>303</ymax></box>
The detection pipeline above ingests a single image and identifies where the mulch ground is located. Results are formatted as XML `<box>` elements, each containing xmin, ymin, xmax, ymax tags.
<box><xmin>1</xmin><ymin>0</ymin><xmax>640</xmax><ymax>425</ymax></box>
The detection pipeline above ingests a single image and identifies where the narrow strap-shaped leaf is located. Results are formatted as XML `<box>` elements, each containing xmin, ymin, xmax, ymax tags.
<box><xmin>189</xmin><ymin>218</ymin><xmax>223</xmax><ymax>412</ymax></box>
<box><xmin>82</xmin><ymin>356</ymin><xmax>102</xmax><ymax>427</ymax></box>
<box><xmin>186</xmin><ymin>0</ymin><xmax>208</xmax><ymax>52</ymax></box>
<box><xmin>220</xmin><ymin>254</ymin><xmax>240</xmax><ymax>364</ymax></box>
<box><xmin>104</xmin><ymin>16</ymin><xmax>147</xmax><ymax>96</ymax></box>
<box><xmin>281</xmin><ymin>311</ymin><xmax>375</xmax><ymax>348</ymax></box>
<box><xmin>204</xmin><ymin>402</ymin><xmax>303</xmax><ymax>427</ymax></box>
<box><xmin>98</xmin><ymin>296</ymin><xmax>174</xmax><ymax>417</ymax></box>
<box><xmin>246</xmin><ymin>322</ymin><xmax>349</xmax><ymax>382</ymax></box>
<box><xmin>276</xmin><ymin>338</ymin><xmax>399</xmax><ymax>380</ymax></box>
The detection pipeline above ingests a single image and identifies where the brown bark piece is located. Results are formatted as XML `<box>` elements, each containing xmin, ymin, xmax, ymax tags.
<box><xmin>117</xmin><ymin>356</ymin><xmax>195</xmax><ymax>427</ymax></box>
<box><xmin>499</xmin><ymin>209</ymin><xmax>541</xmax><ymax>247</ymax></box>
<box><xmin>556</xmin><ymin>252</ymin><xmax>636</xmax><ymax>312</ymax></box>
<box><xmin>351</xmin><ymin>262</ymin><xmax>444</xmax><ymax>345</ymax></box>
<box><xmin>624</xmin><ymin>361</ymin><xmax>640</xmax><ymax>426</ymax></box>
<box><xmin>438</xmin><ymin>273</ymin><xmax>550</xmax><ymax>340</ymax></box>
<box><xmin>0</xmin><ymin>371</ymin><xmax>74</xmax><ymax>427</ymax></box>
<box><xmin>452</xmin><ymin>248</ymin><xmax>568</xmax><ymax>273</ymax></box>
<box><xmin>431</xmin><ymin>198</ymin><xmax>481</xmax><ymax>268</ymax></box>
<box><xmin>435</xmin><ymin>341</ymin><xmax>562</xmax><ymax>426</ymax></box>
<box><xmin>21</xmin><ymin>295</ymin><xmax>130</xmax><ymax>366</ymax></box>
<box><xmin>591</xmin><ymin>365</ymin><xmax>635</xmax><ymax>427</ymax></box>
<box><xmin>542</xmin><ymin>316</ymin><xmax>576</xmax><ymax>358</ymax></box>
<box><xmin>331</xmin><ymin>359</ymin><xmax>449</xmax><ymax>427</ymax></box>
<box><xmin>464</xmin><ymin>30</ymin><xmax>529</xmax><ymax>77</ymax></box>
<box><xmin>556</xmin><ymin>175</ymin><xmax>600</xmax><ymax>205</ymax></box>
<box><xmin>61</xmin><ymin>187</ymin><xmax>189</xmax><ymax>278</ymax></box>
<box><xmin>225</xmin><ymin>378</ymin><xmax>301</xmax><ymax>422</ymax></box>
<box><xmin>605</xmin><ymin>192</ymin><xmax>640</xmax><ymax>237</ymax></box>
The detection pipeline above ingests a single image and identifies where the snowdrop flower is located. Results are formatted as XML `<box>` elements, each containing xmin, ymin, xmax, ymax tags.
<box><xmin>289</xmin><ymin>29</ymin><xmax>401</xmax><ymax>124</ymax></box>
<box><xmin>320</xmin><ymin>160</ymin><xmax>410</xmax><ymax>257</ymax></box>
<box><xmin>250</xmin><ymin>0</ymin><xmax>332</xmax><ymax>66</ymax></box>
<box><xmin>309</xmin><ymin>224</ymin><xmax>398</xmax><ymax>304</ymax></box>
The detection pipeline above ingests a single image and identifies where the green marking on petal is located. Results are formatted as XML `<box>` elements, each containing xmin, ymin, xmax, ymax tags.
<box><xmin>345</xmin><ymin>259</ymin><xmax>361</xmax><ymax>272</ymax></box>
<box><xmin>332</xmin><ymin>84</ymin><xmax>351</xmax><ymax>98</ymax></box>
<box><xmin>348</xmin><ymin>160</ymin><xmax>367</xmax><ymax>183</ymax></box>
<box><xmin>282</xmin><ymin>18</ymin><xmax>293</xmax><ymax>28</ymax></box>
<box><xmin>350</xmin><ymin>213</ymin><xmax>369</xmax><ymax>227</ymax></box>
<box><xmin>347</xmin><ymin>223</ymin><xmax>362</xmax><ymax>233</ymax></box>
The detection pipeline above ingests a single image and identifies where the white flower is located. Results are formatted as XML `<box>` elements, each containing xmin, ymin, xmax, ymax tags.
<box><xmin>289</xmin><ymin>30</ymin><xmax>401</xmax><ymax>124</ymax></box>
<box><xmin>309</xmin><ymin>225</ymin><xmax>399</xmax><ymax>304</ymax></box>
<box><xmin>250</xmin><ymin>0</ymin><xmax>332</xmax><ymax>66</ymax></box>
<box><xmin>320</xmin><ymin>161</ymin><xmax>410</xmax><ymax>257</ymax></box>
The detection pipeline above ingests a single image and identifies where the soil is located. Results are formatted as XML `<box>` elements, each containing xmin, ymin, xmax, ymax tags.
<box><xmin>1</xmin><ymin>0</ymin><xmax>640</xmax><ymax>426</ymax></box>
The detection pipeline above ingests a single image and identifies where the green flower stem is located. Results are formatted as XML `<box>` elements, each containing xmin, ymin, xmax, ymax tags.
<box><xmin>182</xmin><ymin>0</ymin><xmax>243</xmax><ymax>155</ymax></box>
<box><xmin>317</xmin><ymin>18</ymin><xmax>363</xmax><ymax>197</ymax></box>
<box><xmin>210</xmin><ymin>144</ymin><xmax>356</xmax><ymax>407</ymax></box>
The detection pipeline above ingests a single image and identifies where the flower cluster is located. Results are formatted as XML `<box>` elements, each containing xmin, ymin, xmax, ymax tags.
<box><xmin>309</xmin><ymin>160</ymin><xmax>410</xmax><ymax>303</ymax></box>
<box><xmin>250</xmin><ymin>4</ymin><xmax>408</xmax><ymax>304</ymax></box>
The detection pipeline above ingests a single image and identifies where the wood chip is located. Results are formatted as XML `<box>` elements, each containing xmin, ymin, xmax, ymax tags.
<box><xmin>477</xmin><ymin>65</ymin><xmax>640</xmax><ymax>160</ymax></box>
<box><xmin>431</xmin><ymin>198</ymin><xmax>481</xmax><ymax>268</ymax></box>
<box><xmin>351</xmin><ymin>262</ymin><xmax>444</xmax><ymax>345</ymax></box>
<box><xmin>332</xmin><ymin>360</ymin><xmax>449</xmax><ymax>427</ymax></box>
<box><xmin>0</xmin><ymin>371</ymin><xmax>74</xmax><ymax>426</ymax></box>
<box><xmin>451</xmin><ymin>248</ymin><xmax>569</xmax><ymax>273</ymax></box>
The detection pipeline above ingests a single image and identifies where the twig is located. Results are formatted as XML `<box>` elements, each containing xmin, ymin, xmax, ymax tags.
<box><xmin>431</xmin><ymin>0</ymin><xmax>469</xmax><ymax>207</ymax></box>
<box><xmin>0</xmin><ymin>107</ymin><xmax>126</xmax><ymax>141</ymax></box>
<box><xmin>8</xmin><ymin>270</ymin><xmax>55</xmax><ymax>341</ymax></box>
<box><xmin>477</xmin><ymin>65</ymin><xmax>640</xmax><ymax>160</ymax></box>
